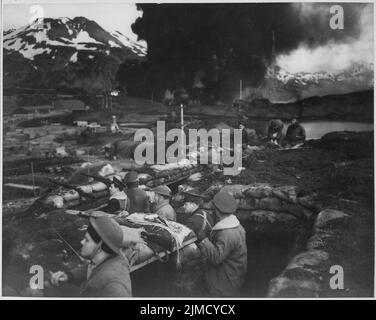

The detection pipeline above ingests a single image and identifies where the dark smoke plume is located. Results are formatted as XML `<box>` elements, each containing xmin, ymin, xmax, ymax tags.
<box><xmin>120</xmin><ymin>3</ymin><xmax>368</xmax><ymax>101</ymax></box>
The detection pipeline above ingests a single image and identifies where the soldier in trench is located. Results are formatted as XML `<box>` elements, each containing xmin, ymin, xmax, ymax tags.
<box><xmin>195</xmin><ymin>191</ymin><xmax>247</xmax><ymax>297</ymax></box>
<box><xmin>283</xmin><ymin>118</ymin><xmax>306</xmax><ymax>149</ymax></box>
<box><xmin>177</xmin><ymin>188</ymin><xmax>214</xmax><ymax>237</ymax></box>
<box><xmin>267</xmin><ymin>119</ymin><xmax>284</xmax><ymax>147</ymax></box>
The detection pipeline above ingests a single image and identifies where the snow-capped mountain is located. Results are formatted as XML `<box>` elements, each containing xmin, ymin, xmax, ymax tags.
<box><xmin>3</xmin><ymin>17</ymin><xmax>147</xmax><ymax>92</ymax></box>
<box><xmin>258</xmin><ymin>62</ymin><xmax>374</xmax><ymax>103</ymax></box>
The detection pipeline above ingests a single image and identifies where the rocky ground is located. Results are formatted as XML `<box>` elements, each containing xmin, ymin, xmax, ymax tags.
<box><xmin>2</xmin><ymin>96</ymin><xmax>374</xmax><ymax>298</ymax></box>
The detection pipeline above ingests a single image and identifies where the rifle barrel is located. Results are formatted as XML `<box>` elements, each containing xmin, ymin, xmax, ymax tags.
<box><xmin>52</xmin><ymin>228</ymin><xmax>85</xmax><ymax>262</ymax></box>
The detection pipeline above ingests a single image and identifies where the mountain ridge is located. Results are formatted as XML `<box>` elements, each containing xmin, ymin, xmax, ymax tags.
<box><xmin>3</xmin><ymin>17</ymin><xmax>147</xmax><ymax>93</ymax></box>
<box><xmin>255</xmin><ymin>61</ymin><xmax>374</xmax><ymax>103</ymax></box>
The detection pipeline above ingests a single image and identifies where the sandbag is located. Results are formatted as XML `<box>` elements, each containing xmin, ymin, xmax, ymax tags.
<box><xmin>221</xmin><ymin>184</ymin><xmax>247</xmax><ymax>199</ymax></box>
<box><xmin>257</xmin><ymin>197</ymin><xmax>284</xmax><ymax>212</ymax></box>
<box><xmin>243</xmin><ymin>183</ymin><xmax>273</xmax><ymax>198</ymax></box>
<box><xmin>282</xmin><ymin>250</ymin><xmax>330</xmax><ymax>283</ymax></box>
<box><xmin>117</xmin><ymin>213</ymin><xmax>194</xmax><ymax>252</ymax></box>
<box><xmin>237</xmin><ymin>209</ymin><xmax>295</xmax><ymax>224</ymax></box>
<box><xmin>285</xmin><ymin>250</ymin><xmax>330</xmax><ymax>271</ymax></box>
<box><xmin>92</xmin><ymin>190</ymin><xmax>109</xmax><ymax>199</ymax></box>
<box><xmin>173</xmin><ymin>243</ymin><xmax>201</xmax><ymax>266</ymax></box>
<box><xmin>138</xmin><ymin>173</ymin><xmax>152</xmax><ymax>183</ymax></box>
<box><xmin>281</xmin><ymin>202</ymin><xmax>313</xmax><ymax>220</ymax></box>
<box><xmin>313</xmin><ymin>209</ymin><xmax>351</xmax><ymax>232</ymax></box>
<box><xmin>236</xmin><ymin>198</ymin><xmax>257</xmax><ymax>210</ymax></box>
<box><xmin>121</xmin><ymin>225</ymin><xmax>146</xmax><ymax>246</ymax></box>
<box><xmin>298</xmin><ymin>194</ymin><xmax>322</xmax><ymax>212</ymax></box>
<box><xmin>267</xmin><ymin>276</ymin><xmax>321</xmax><ymax>298</ymax></box>
<box><xmin>203</xmin><ymin>183</ymin><xmax>225</xmax><ymax>198</ymax></box>
<box><xmin>62</xmin><ymin>190</ymin><xmax>80</xmax><ymax>202</ymax></box>
<box><xmin>78</xmin><ymin>185</ymin><xmax>93</xmax><ymax>194</ymax></box>
<box><xmin>46</xmin><ymin>195</ymin><xmax>64</xmax><ymax>209</ymax></box>
<box><xmin>91</xmin><ymin>182</ymin><xmax>108</xmax><ymax>192</ymax></box>
<box><xmin>98</xmin><ymin>164</ymin><xmax>115</xmax><ymax>177</ymax></box>
<box><xmin>272</xmin><ymin>186</ymin><xmax>299</xmax><ymax>203</ymax></box>
<box><xmin>66</xmin><ymin>199</ymin><xmax>81</xmax><ymax>208</ymax></box>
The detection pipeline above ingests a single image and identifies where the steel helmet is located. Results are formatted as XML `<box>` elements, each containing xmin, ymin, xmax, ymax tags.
<box><xmin>182</xmin><ymin>188</ymin><xmax>209</xmax><ymax>201</ymax></box>
<box><xmin>153</xmin><ymin>185</ymin><xmax>172</xmax><ymax>198</ymax></box>
<box><xmin>212</xmin><ymin>191</ymin><xmax>237</xmax><ymax>214</ymax></box>
<box><xmin>89</xmin><ymin>217</ymin><xmax>123</xmax><ymax>256</ymax></box>
<box><xmin>124</xmin><ymin>170</ymin><xmax>139</xmax><ymax>184</ymax></box>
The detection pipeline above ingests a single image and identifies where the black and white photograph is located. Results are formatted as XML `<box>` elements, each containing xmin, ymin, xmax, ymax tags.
<box><xmin>1</xmin><ymin>0</ymin><xmax>374</xmax><ymax>300</ymax></box>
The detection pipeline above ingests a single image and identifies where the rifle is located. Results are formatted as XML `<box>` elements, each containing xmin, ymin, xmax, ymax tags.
<box><xmin>48</xmin><ymin>179</ymin><xmax>96</xmax><ymax>200</ymax></box>
<box><xmin>51</xmin><ymin>227</ymin><xmax>85</xmax><ymax>262</ymax></box>
<box><xmin>81</xmin><ymin>173</ymin><xmax>126</xmax><ymax>191</ymax></box>
<box><xmin>112</xmin><ymin>176</ymin><xmax>126</xmax><ymax>191</ymax></box>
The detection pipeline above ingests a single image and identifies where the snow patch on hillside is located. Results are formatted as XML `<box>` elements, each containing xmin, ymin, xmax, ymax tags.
<box><xmin>75</xmin><ymin>31</ymin><xmax>101</xmax><ymax>44</ymax></box>
<box><xmin>70</xmin><ymin>52</ymin><xmax>78</xmax><ymax>62</ymax></box>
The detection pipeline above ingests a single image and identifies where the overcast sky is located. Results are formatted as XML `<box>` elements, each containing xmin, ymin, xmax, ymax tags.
<box><xmin>3</xmin><ymin>0</ymin><xmax>143</xmax><ymax>40</ymax></box>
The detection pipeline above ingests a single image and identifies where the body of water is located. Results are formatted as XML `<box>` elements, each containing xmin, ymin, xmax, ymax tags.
<box><xmin>299</xmin><ymin>121</ymin><xmax>373</xmax><ymax>140</ymax></box>
<box><xmin>246</xmin><ymin>120</ymin><xmax>373</xmax><ymax>140</ymax></box>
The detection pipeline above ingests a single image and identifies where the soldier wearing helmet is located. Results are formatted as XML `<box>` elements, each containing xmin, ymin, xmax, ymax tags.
<box><xmin>267</xmin><ymin>118</ymin><xmax>284</xmax><ymax>146</ymax></box>
<box><xmin>50</xmin><ymin>217</ymin><xmax>132</xmax><ymax>297</ymax></box>
<box><xmin>178</xmin><ymin>188</ymin><xmax>214</xmax><ymax>238</ymax></box>
<box><xmin>124</xmin><ymin>171</ymin><xmax>150</xmax><ymax>214</ymax></box>
<box><xmin>152</xmin><ymin>185</ymin><xmax>176</xmax><ymax>221</ymax></box>
<box><xmin>196</xmin><ymin>191</ymin><xmax>247</xmax><ymax>297</ymax></box>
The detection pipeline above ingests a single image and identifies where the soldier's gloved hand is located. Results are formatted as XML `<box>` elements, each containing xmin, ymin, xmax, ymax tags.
<box><xmin>195</xmin><ymin>229</ymin><xmax>207</xmax><ymax>243</ymax></box>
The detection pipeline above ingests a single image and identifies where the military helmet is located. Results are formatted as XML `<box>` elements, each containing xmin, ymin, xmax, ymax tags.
<box><xmin>212</xmin><ymin>191</ymin><xmax>237</xmax><ymax>214</ymax></box>
<box><xmin>89</xmin><ymin>217</ymin><xmax>123</xmax><ymax>256</ymax></box>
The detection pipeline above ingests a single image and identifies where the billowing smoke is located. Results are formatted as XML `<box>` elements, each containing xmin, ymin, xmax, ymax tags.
<box><xmin>277</xmin><ymin>3</ymin><xmax>373</xmax><ymax>73</ymax></box>
<box><xmin>125</xmin><ymin>3</ymin><xmax>372</xmax><ymax>101</ymax></box>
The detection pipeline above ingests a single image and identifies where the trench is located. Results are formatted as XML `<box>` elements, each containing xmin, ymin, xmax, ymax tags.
<box><xmin>130</xmin><ymin>226</ymin><xmax>310</xmax><ymax>297</ymax></box>
<box><xmin>3</xmin><ymin>210</ymin><xmax>312</xmax><ymax>298</ymax></box>
<box><xmin>242</xmin><ymin>232</ymin><xmax>297</xmax><ymax>297</ymax></box>
<box><xmin>3</xmin><ymin>173</ymin><xmax>314</xmax><ymax>298</ymax></box>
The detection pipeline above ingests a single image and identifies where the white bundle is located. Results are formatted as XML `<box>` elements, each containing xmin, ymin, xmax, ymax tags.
<box><xmin>121</xmin><ymin>226</ymin><xmax>146</xmax><ymax>246</ymax></box>
<box><xmin>46</xmin><ymin>195</ymin><xmax>64</xmax><ymax>209</ymax></box>
<box><xmin>91</xmin><ymin>182</ymin><xmax>108</xmax><ymax>192</ymax></box>
<box><xmin>151</xmin><ymin>158</ymin><xmax>194</xmax><ymax>172</ymax></box>
<box><xmin>188</xmin><ymin>172</ymin><xmax>202</xmax><ymax>182</ymax></box>
<box><xmin>78</xmin><ymin>185</ymin><xmax>93</xmax><ymax>194</ymax></box>
<box><xmin>98</xmin><ymin>164</ymin><xmax>115</xmax><ymax>177</ymax></box>
<box><xmin>138</xmin><ymin>173</ymin><xmax>152</xmax><ymax>181</ymax></box>
<box><xmin>221</xmin><ymin>184</ymin><xmax>248</xmax><ymax>199</ymax></box>
<box><xmin>62</xmin><ymin>190</ymin><xmax>80</xmax><ymax>202</ymax></box>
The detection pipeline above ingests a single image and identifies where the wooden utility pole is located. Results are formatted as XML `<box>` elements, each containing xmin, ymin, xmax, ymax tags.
<box><xmin>180</xmin><ymin>104</ymin><xmax>184</xmax><ymax>154</ymax></box>
<box><xmin>31</xmin><ymin>162</ymin><xmax>36</xmax><ymax>197</ymax></box>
